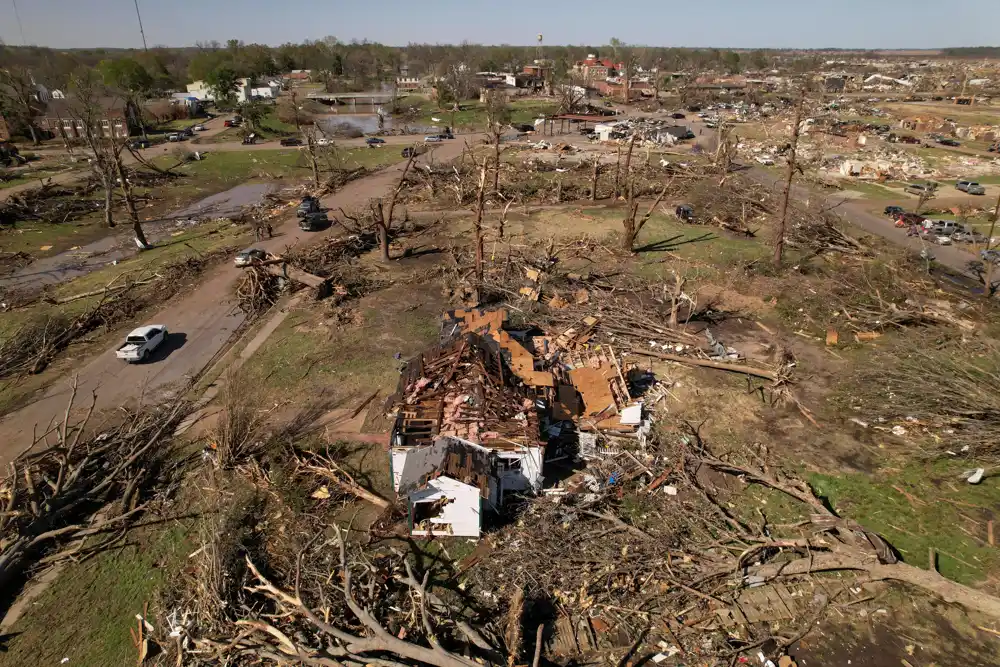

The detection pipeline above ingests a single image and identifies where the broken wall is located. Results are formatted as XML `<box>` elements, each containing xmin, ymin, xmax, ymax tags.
<box><xmin>409</xmin><ymin>476</ymin><xmax>482</xmax><ymax>537</ymax></box>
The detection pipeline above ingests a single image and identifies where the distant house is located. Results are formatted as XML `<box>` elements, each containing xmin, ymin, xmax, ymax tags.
<box><xmin>38</xmin><ymin>99</ymin><xmax>135</xmax><ymax>139</ymax></box>
<box><xmin>574</xmin><ymin>55</ymin><xmax>617</xmax><ymax>82</ymax></box>
<box><xmin>286</xmin><ymin>69</ymin><xmax>311</xmax><ymax>81</ymax></box>
<box><xmin>186</xmin><ymin>78</ymin><xmax>254</xmax><ymax>103</ymax></box>
<box><xmin>251</xmin><ymin>84</ymin><xmax>279</xmax><ymax>99</ymax></box>
<box><xmin>396</xmin><ymin>76</ymin><xmax>422</xmax><ymax>90</ymax></box>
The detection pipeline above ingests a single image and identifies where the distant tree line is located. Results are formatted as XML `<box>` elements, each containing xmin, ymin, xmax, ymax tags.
<box><xmin>0</xmin><ymin>39</ymin><xmax>804</xmax><ymax>95</ymax></box>
<box><xmin>941</xmin><ymin>47</ymin><xmax>1000</xmax><ymax>58</ymax></box>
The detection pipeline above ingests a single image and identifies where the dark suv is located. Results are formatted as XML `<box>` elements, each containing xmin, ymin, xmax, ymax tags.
<box><xmin>296</xmin><ymin>196</ymin><xmax>321</xmax><ymax>218</ymax></box>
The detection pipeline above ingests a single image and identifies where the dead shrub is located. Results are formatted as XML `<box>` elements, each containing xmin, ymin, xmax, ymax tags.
<box><xmin>209</xmin><ymin>368</ymin><xmax>271</xmax><ymax>468</ymax></box>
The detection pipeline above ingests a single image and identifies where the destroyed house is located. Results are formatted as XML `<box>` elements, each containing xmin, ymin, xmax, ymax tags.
<box><xmin>389</xmin><ymin>308</ymin><xmax>650</xmax><ymax>538</ymax></box>
<box><xmin>387</xmin><ymin>327</ymin><xmax>546</xmax><ymax>513</ymax></box>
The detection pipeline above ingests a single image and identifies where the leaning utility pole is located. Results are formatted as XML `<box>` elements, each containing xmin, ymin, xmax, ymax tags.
<box><xmin>983</xmin><ymin>189</ymin><xmax>1000</xmax><ymax>298</ymax></box>
<box><xmin>132</xmin><ymin>0</ymin><xmax>148</xmax><ymax>51</ymax></box>
<box><xmin>774</xmin><ymin>87</ymin><xmax>806</xmax><ymax>268</ymax></box>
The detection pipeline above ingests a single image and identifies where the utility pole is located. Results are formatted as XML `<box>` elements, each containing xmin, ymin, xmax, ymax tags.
<box><xmin>133</xmin><ymin>0</ymin><xmax>148</xmax><ymax>51</ymax></box>
<box><xmin>983</xmin><ymin>189</ymin><xmax>1000</xmax><ymax>298</ymax></box>
<box><xmin>11</xmin><ymin>0</ymin><xmax>26</xmax><ymax>45</ymax></box>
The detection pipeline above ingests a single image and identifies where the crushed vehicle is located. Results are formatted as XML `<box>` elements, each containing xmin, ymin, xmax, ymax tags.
<box><xmin>883</xmin><ymin>205</ymin><xmax>904</xmax><ymax>217</ymax></box>
<box><xmin>674</xmin><ymin>204</ymin><xmax>695</xmax><ymax>222</ymax></box>
<box><xmin>116</xmin><ymin>325</ymin><xmax>167</xmax><ymax>363</ymax></box>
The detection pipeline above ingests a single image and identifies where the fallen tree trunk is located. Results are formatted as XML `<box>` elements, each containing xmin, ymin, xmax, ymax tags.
<box><xmin>747</xmin><ymin>552</ymin><xmax>1000</xmax><ymax>620</ymax></box>
<box><xmin>630</xmin><ymin>349</ymin><xmax>778</xmax><ymax>381</ymax></box>
<box><xmin>42</xmin><ymin>276</ymin><xmax>159</xmax><ymax>305</ymax></box>
<box><xmin>263</xmin><ymin>263</ymin><xmax>328</xmax><ymax>289</ymax></box>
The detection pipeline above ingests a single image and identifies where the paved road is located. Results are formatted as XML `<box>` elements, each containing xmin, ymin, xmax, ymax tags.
<box><xmin>0</xmin><ymin>140</ymin><xmax>467</xmax><ymax>465</ymax></box>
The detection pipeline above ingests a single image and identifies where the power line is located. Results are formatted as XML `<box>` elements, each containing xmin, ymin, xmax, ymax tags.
<box><xmin>11</xmin><ymin>0</ymin><xmax>26</xmax><ymax>45</ymax></box>
<box><xmin>133</xmin><ymin>0</ymin><xmax>148</xmax><ymax>51</ymax></box>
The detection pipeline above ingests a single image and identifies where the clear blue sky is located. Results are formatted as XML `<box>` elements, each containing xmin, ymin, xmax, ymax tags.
<box><xmin>2</xmin><ymin>0</ymin><xmax>999</xmax><ymax>50</ymax></box>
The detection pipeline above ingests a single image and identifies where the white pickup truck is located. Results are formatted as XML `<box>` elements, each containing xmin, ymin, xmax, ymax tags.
<box><xmin>116</xmin><ymin>325</ymin><xmax>168</xmax><ymax>363</ymax></box>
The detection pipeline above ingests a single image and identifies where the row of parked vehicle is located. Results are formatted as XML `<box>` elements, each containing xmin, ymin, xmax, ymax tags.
<box><xmin>883</xmin><ymin>205</ymin><xmax>987</xmax><ymax>246</ymax></box>
<box><xmin>903</xmin><ymin>179</ymin><xmax>986</xmax><ymax>196</ymax></box>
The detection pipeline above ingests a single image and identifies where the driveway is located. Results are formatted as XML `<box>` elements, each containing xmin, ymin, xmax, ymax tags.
<box><xmin>0</xmin><ymin>140</ymin><xmax>467</xmax><ymax>465</ymax></box>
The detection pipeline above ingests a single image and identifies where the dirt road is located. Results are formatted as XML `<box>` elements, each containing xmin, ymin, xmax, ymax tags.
<box><xmin>0</xmin><ymin>140</ymin><xmax>467</xmax><ymax>466</ymax></box>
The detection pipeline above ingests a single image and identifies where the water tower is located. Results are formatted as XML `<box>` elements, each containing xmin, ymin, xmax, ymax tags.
<box><xmin>537</xmin><ymin>34</ymin><xmax>543</xmax><ymax>61</ymax></box>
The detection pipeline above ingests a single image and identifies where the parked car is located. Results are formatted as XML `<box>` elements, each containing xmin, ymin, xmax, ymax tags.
<box><xmin>365</xmin><ymin>137</ymin><xmax>385</xmax><ymax>146</ymax></box>
<box><xmin>436</xmin><ymin>133</ymin><xmax>454</xmax><ymax>140</ymax></box>
<box><xmin>670</xmin><ymin>112</ymin><xmax>686</xmax><ymax>119</ymax></box>
<box><xmin>116</xmin><ymin>325</ymin><xmax>167</xmax><ymax>363</ymax></box>
<box><xmin>951</xmin><ymin>231</ymin><xmax>979</xmax><ymax>243</ymax></box>
<box><xmin>938</xmin><ymin>138</ymin><xmax>960</xmax><ymax>147</ymax></box>
<box><xmin>981</xmin><ymin>249</ymin><xmax>1000</xmax><ymax>264</ymax></box>
<box><xmin>296</xmin><ymin>196</ymin><xmax>321</xmax><ymax>219</ymax></box>
<box><xmin>298</xmin><ymin>211</ymin><xmax>330</xmax><ymax>231</ymax></box>
<box><xmin>129</xmin><ymin>138</ymin><xmax>151</xmax><ymax>149</ymax></box>
<box><xmin>883</xmin><ymin>205</ymin><xmax>905</xmax><ymax>217</ymax></box>
<box><xmin>423</xmin><ymin>136</ymin><xmax>442</xmax><ymax>143</ymax></box>
<box><xmin>315</xmin><ymin>137</ymin><xmax>331</xmax><ymax>146</ymax></box>
<box><xmin>935</xmin><ymin>235</ymin><xmax>953</xmax><ymax>245</ymax></box>
<box><xmin>223</xmin><ymin>120</ymin><xmax>235</xmax><ymax>127</ymax></box>
<box><xmin>401</xmin><ymin>147</ymin><xmax>416</xmax><ymax>158</ymax></box>
<box><xmin>967</xmin><ymin>183</ymin><xmax>986</xmax><ymax>195</ymax></box>
<box><xmin>192</xmin><ymin>124</ymin><xmax>207</xmax><ymax>131</ymax></box>
<box><xmin>280</xmin><ymin>137</ymin><xmax>303</xmax><ymax>146</ymax></box>
<box><xmin>904</xmin><ymin>183</ymin><xmax>936</xmax><ymax>196</ymax></box>
<box><xmin>234</xmin><ymin>248</ymin><xmax>268</xmax><ymax>267</ymax></box>
<box><xmin>166</xmin><ymin>133</ymin><xmax>185</xmax><ymax>142</ymax></box>
<box><xmin>181</xmin><ymin>127</ymin><xmax>194</xmax><ymax>137</ymax></box>
<box><xmin>956</xmin><ymin>180</ymin><xmax>976</xmax><ymax>192</ymax></box>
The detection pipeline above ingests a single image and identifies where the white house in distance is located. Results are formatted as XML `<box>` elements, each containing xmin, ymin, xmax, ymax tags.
<box><xmin>186</xmin><ymin>78</ymin><xmax>255</xmax><ymax>103</ymax></box>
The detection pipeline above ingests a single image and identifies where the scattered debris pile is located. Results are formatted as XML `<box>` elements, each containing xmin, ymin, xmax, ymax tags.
<box><xmin>0</xmin><ymin>179</ymin><xmax>102</xmax><ymax>228</ymax></box>
<box><xmin>0</xmin><ymin>388</ymin><xmax>188</xmax><ymax>591</ymax></box>
<box><xmin>234</xmin><ymin>233</ymin><xmax>381</xmax><ymax>319</ymax></box>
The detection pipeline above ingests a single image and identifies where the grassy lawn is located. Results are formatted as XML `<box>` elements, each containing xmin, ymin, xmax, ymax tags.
<box><xmin>811</xmin><ymin>461</ymin><xmax>1000</xmax><ymax>585</ymax></box>
<box><xmin>843</xmin><ymin>181</ymin><xmax>901</xmax><ymax>200</ymax></box>
<box><xmin>1</xmin><ymin>521</ymin><xmax>191</xmax><ymax>667</ymax></box>
<box><xmin>156</xmin><ymin>117</ymin><xmax>205</xmax><ymax>131</ymax></box>
<box><xmin>199</xmin><ymin>108</ymin><xmax>296</xmax><ymax>144</ymax></box>
<box><xmin>241</xmin><ymin>282</ymin><xmax>442</xmax><ymax>404</ymax></box>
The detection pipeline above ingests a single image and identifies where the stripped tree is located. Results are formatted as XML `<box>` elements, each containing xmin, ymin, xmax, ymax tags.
<box><xmin>68</xmin><ymin>69</ymin><xmax>149</xmax><ymax>247</ymax></box>
<box><xmin>774</xmin><ymin>87</ymin><xmax>806</xmax><ymax>268</ymax></box>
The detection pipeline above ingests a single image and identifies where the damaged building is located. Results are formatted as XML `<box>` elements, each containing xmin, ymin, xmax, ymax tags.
<box><xmin>386</xmin><ymin>308</ymin><xmax>647</xmax><ymax>538</ymax></box>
